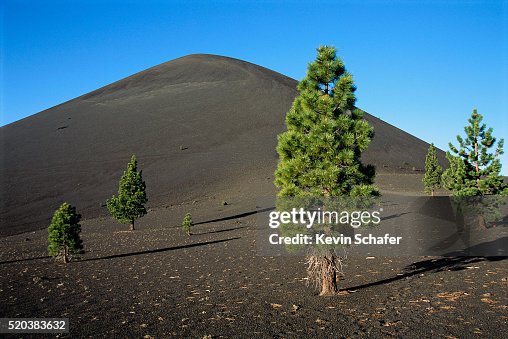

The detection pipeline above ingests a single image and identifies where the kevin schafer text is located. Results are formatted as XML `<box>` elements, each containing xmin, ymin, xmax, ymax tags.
<box><xmin>269</xmin><ymin>233</ymin><xmax>402</xmax><ymax>246</ymax></box>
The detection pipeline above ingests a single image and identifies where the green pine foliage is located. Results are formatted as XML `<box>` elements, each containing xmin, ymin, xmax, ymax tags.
<box><xmin>275</xmin><ymin>46</ymin><xmax>378</xmax><ymax>198</ymax></box>
<box><xmin>106</xmin><ymin>155</ymin><xmax>148</xmax><ymax>230</ymax></box>
<box><xmin>182</xmin><ymin>213</ymin><xmax>192</xmax><ymax>236</ymax></box>
<box><xmin>48</xmin><ymin>202</ymin><xmax>83</xmax><ymax>263</ymax></box>
<box><xmin>441</xmin><ymin>153</ymin><xmax>467</xmax><ymax>194</ymax></box>
<box><xmin>274</xmin><ymin>46</ymin><xmax>378</xmax><ymax>295</ymax></box>
<box><xmin>442</xmin><ymin>109</ymin><xmax>507</xmax><ymax>196</ymax></box>
<box><xmin>423</xmin><ymin>143</ymin><xmax>443</xmax><ymax>196</ymax></box>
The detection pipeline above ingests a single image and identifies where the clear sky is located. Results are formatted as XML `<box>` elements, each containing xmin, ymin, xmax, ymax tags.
<box><xmin>2</xmin><ymin>0</ymin><xmax>508</xmax><ymax>173</ymax></box>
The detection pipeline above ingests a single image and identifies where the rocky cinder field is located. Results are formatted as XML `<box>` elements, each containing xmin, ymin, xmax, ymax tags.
<box><xmin>1</xmin><ymin>174</ymin><xmax>507</xmax><ymax>338</ymax></box>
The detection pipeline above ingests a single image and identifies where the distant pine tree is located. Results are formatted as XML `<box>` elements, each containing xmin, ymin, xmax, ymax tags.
<box><xmin>274</xmin><ymin>46</ymin><xmax>379</xmax><ymax>295</ymax></box>
<box><xmin>423</xmin><ymin>143</ymin><xmax>443</xmax><ymax>196</ymax></box>
<box><xmin>107</xmin><ymin>155</ymin><xmax>147</xmax><ymax>231</ymax></box>
<box><xmin>442</xmin><ymin>109</ymin><xmax>507</xmax><ymax>229</ymax></box>
<box><xmin>48</xmin><ymin>202</ymin><xmax>83</xmax><ymax>263</ymax></box>
<box><xmin>442</xmin><ymin>109</ymin><xmax>507</xmax><ymax>196</ymax></box>
<box><xmin>182</xmin><ymin>213</ymin><xmax>193</xmax><ymax>236</ymax></box>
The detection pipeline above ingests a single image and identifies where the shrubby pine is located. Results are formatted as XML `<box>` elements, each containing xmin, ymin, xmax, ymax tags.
<box><xmin>107</xmin><ymin>155</ymin><xmax>147</xmax><ymax>231</ymax></box>
<box><xmin>423</xmin><ymin>143</ymin><xmax>443</xmax><ymax>196</ymax></box>
<box><xmin>48</xmin><ymin>202</ymin><xmax>83</xmax><ymax>263</ymax></box>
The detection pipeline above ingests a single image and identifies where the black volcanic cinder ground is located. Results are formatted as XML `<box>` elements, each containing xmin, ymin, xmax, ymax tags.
<box><xmin>1</xmin><ymin>201</ymin><xmax>507</xmax><ymax>338</ymax></box>
<box><xmin>1</xmin><ymin>54</ymin><xmax>444</xmax><ymax>235</ymax></box>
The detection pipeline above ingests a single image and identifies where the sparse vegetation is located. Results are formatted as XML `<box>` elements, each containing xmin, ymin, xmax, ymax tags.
<box><xmin>106</xmin><ymin>155</ymin><xmax>148</xmax><ymax>231</ymax></box>
<box><xmin>274</xmin><ymin>46</ymin><xmax>379</xmax><ymax>295</ymax></box>
<box><xmin>423</xmin><ymin>143</ymin><xmax>443</xmax><ymax>196</ymax></box>
<box><xmin>48</xmin><ymin>202</ymin><xmax>83</xmax><ymax>263</ymax></box>
<box><xmin>182</xmin><ymin>213</ymin><xmax>193</xmax><ymax>235</ymax></box>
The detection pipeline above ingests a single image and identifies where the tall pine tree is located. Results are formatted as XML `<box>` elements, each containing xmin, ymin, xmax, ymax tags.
<box><xmin>423</xmin><ymin>143</ymin><xmax>443</xmax><ymax>196</ymax></box>
<box><xmin>107</xmin><ymin>155</ymin><xmax>148</xmax><ymax>231</ymax></box>
<box><xmin>48</xmin><ymin>202</ymin><xmax>83</xmax><ymax>263</ymax></box>
<box><xmin>275</xmin><ymin>46</ymin><xmax>378</xmax><ymax>295</ymax></box>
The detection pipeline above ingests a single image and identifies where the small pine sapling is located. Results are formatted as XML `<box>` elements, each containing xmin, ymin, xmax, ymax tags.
<box><xmin>182</xmin><ymin>213</ymin><xmax>193</xmax><ymax>235</ymax></box>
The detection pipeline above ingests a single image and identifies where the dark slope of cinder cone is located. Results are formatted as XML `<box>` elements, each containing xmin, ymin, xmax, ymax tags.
<box><xmin>0</xmin><ymin>54</ymin><xmax>445</xmax><ymax>236</ymax></box>
<box><xmin>362</xmin><ymin>113</ymin><xmax>447</xmax><ymax>172</ymax></box>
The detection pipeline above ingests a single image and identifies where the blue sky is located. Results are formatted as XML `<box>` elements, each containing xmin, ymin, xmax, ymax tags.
<box><xmin>2</xmin><ymin>0</ymin><xmax>507</xmax><ymax>173</ymax></box>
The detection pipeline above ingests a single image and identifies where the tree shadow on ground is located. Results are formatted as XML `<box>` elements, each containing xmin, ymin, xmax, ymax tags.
<box><xmin>80</xmin><ymin>237</ymin><xmax>240</xmax><ymax>262</ymax></box>
<box><xmin>429</xmin><ymin>236</ymin><xmax>508</xmax><ymax>256</ymax></box>
<box><xmin>381</xmin><ymin>212</ymin><xmax>411</xmax><ymax>221</ymax></box>
<box><xmin>194</xmin><ymin>225</ymin><xmax>249</xmax><ymax>235</ymax></box>
<box><xmin>193</xmin><ymin>207</ymin><xmax>275</xmax><ymax>226</ymax></box>
<box><xmin>341</xmin><ymin>255</ymin><xmax>507</xmax><ymax>292</ymax></box>
<box><xmin>0</xmin><ymin>255</ymin><xmax>51</xmax><ymax>265</ymax></box>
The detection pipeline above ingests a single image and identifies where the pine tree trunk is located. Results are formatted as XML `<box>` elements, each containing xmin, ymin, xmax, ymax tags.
<box><xmin>319</xmin><ymin>255</ymin><xmax>339</xmax><ymax>296</ymax></box>
<box><xmin>477</xmin><ymin>214</ymin><xmax>487</xmax><ymax>229</ymax></box>
<box><xmin>320</xmin><ymin>268</ymin><xmax>338</xmax><ymax>296</ymax></box>
<box><xmin>130</xmin><ymin>219</ymin><xmax>135</xmax><ymax>231</ymax></box>
<box><xmin>63</xmin><ymin>246</ymin><xmax>69</xmax><ymax>263</ymax></box>
<box><xmin>431</xmin><ymin>190</ymin><xmax>435</xmax><ymax>197</ymax></box>
<box><xmin>475</xmin><ymin>141</ymin><xmax>480</xmax><ymax>188</ymax></box>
